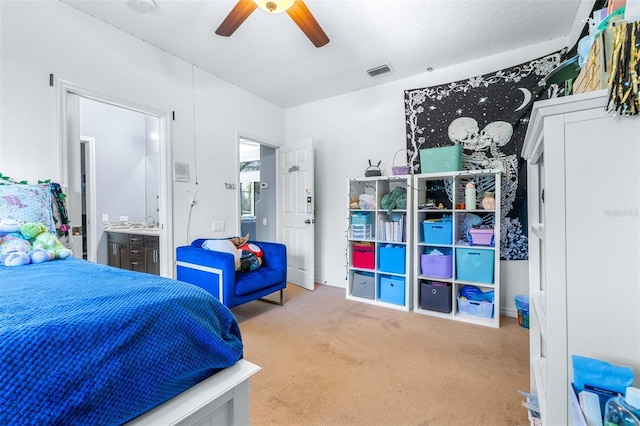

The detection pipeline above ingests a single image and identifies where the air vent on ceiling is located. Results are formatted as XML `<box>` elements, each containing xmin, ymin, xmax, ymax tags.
<box><xmin>367</xmin><ymin>64</ymin><xmax>392</xmax><ymax>77</ymax></box>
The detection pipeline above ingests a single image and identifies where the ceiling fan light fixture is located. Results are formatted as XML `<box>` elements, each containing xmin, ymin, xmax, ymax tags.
<box><xmin>254</xmin><ymin>0</ymin><xmax>296</xmax><ymax>13</ymax></box>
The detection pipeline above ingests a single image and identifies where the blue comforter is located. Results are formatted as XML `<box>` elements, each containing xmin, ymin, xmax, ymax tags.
<box><xmin>0</xmin><ymin>257</ymin><xmax>243</xmax><ymax>425</ymax></box>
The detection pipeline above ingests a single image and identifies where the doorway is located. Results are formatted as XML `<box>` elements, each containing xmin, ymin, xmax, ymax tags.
<box><xmin>239</xmin><ymin>137</ymin><xmax>276</xmax><ymax>241</ymax></box>
<box><xmin>58</xmin><ymin>79</ymin><xmax>173</xmax><ymax>277</ymax></box>
<box><xmin>75</xmin><ymin>97</ymin><xmax>160</xmax><ymax>265</ymax></box>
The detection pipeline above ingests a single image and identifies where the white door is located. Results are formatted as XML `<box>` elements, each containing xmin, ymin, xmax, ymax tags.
<box><xmin>279</xmin><ymin>138</ymin><xmax>315</xmax><ymax>290</ymax></box>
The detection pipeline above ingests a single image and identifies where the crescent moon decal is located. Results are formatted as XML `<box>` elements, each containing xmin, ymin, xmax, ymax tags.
<box><xmin>515</xmin><ymin>88</ymin><xmax>532</xmax><ymax>112</ymax></box>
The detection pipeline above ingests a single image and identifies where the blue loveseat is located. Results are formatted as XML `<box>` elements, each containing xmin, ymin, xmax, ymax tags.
<box><xmin>175</xmin><ymin>239</ymin><xmax>287</xmax><ymax>309</ymax></box>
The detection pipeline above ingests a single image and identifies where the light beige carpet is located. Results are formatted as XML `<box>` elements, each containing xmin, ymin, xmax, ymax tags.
<box><xmin>232</xmin><ymin>283</ymin><xmax>530</xmax><ymax>426</ymax></box>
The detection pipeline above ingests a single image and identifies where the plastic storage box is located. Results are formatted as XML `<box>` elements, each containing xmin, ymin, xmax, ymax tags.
<box><xmin>378</xmin><ymin>244</ymin><xmax>406</xmax><ymax>274</ymax></box>
<box><xmin>379</xmin><ymin>276</ymin><xmax>405</xmax><ymax>305</ymax></box>
<box><xmin>420</xmin><ymin>145</ymin><xmax>463</xmax><ymax>173</ymax></box>
<box><xmin>468</xmin><ymin>228</ymin><xmax>494</xmax><ymax>246</ymax></box>
<box><xmin>352</xmin><ymin>244</ymin><xmax>375</xmax><ymax>269</ymax></box>
<box><xmin>420</xmin><ymin>250</ymin><xmax>453</xmax><ymax>278</ymax></box>
<box><xmin>455</xmin><ymin>247</ymin><xmax>494</xmax><ymax>283</ymax></box>
<box><xmin>350</xmin><ymin>212</ymin><xmax>372</xmax><ymax>225</ymax></box>
<box><xmin>351</xmin><ymin>224</ymin><xmax>372</xmax><ymax>239</ymax></box>
<box><xmin>457</xmin><ymin>297</ymin><xmax>494</xmax><ymax>319</ymax></box>
<box><xmin>352</xmin><ymin>271</ymin><xmax>375</xmax><ymax>299</ymax></box>
<box><xmin>420</xmin><ymin>281</ymin><xmax>452</xmax><ymax>313</ymax></box>
<box><xmin>423</xmin><ymin>220</ymin><xmax>452</xmax><ymax>244</ymax></box>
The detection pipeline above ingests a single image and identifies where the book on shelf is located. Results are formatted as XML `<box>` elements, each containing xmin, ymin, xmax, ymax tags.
<box><xmin>377</xmin><ymin>215</ymin><xmax>405</xmax><ymax>242</ymax></box>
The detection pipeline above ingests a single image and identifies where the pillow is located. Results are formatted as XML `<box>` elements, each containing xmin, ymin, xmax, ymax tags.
<box><xmin>239</xmin><ymin>251</ymin><xmax>261</xmax><ymax>272</ymax></box>
<box><xmin>0</xmin><ymin>184</ymin><xmax>55</xmax><ymax>234</ymax></box>
<box><xmin>201</xmin><ymin>239</ymin><xmax>241</xmax><ymax>271</ymax></box>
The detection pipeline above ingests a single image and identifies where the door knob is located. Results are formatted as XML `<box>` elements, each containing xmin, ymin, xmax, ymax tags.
<box><xmin>304</xmin><ymin>219</ymin><xmax>315</xmax><ymax>224</ymax></box>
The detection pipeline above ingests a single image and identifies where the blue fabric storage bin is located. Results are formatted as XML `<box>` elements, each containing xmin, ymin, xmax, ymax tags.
<box><xmin>379</xmin><ymin>276</ymin><xmax>405</xmax><ymax>306</ymax></box>
<box><xmin>378</xmin><ymin>244</ymin><xmax>406</xmax><ymax>274</ymax></box>
<box><xmin>423</xmin><ymin>220</ymin><xmax>452</xmax><ymax>244</ymax></box>
<box><xmin>455</xmin><ymin>247</ymin><xmax>495</xmax><ymax>284</ymax></box>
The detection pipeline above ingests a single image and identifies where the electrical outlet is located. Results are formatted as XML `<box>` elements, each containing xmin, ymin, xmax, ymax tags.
<box><xmin>212</xmin><ymin>221</ymin><xmax>225</xmax><ymax>232</ymax></box>
<box><xmin>102</xmin><ymin>213</ymin><xmax>109</xmax><ymax>222</ymax></box>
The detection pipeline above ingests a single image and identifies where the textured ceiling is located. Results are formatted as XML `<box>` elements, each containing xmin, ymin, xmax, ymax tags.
<box><xmin>59</xmin><ymin>0</ymin><xmax>593</xmax><ymax>108</ymax></box>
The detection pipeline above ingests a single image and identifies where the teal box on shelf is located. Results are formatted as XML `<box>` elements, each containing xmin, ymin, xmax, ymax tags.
<box><xmin>419</xmin><ymin>145</ymin><xmax>463</xmax><ymax>173</ymax></box>
<box><xmin>456</xmin><ymin>247</ymin><xmax>494</xmax><ymax>283</ymax></box>
<box><xmin>423</xmin><ymin>220</ymin><xmax>452</xmax><ymax>244</ymax></box>
<box><xmin>350</xmin><ymin>211</ymin><xmax>372</xmax><ymax>225</ymax></box>
<box><xmin>379</xmin><ymin>276</ymin><xmax>405</xmax><ymax>305</ymax></box>
<box><xmin>378</xmin><ymin>244</ymin><xmax>406</xmax><ymax>274</ymax></box>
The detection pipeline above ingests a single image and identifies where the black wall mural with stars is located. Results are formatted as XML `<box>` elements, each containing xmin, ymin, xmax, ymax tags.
<box><xmin>404</xmin><ymin>50</ymin><xmax>566</xmax><ymax>260</ymax></box>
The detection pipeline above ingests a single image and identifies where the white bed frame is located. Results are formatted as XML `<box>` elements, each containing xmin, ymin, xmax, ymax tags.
<box><xmin>128</xmin><ymin>360</ymin><xmax>260</xmax><ymax>426</ymax></box>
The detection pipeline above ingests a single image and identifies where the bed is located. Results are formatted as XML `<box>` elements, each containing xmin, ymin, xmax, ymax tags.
<box><xmin>0</xmin><ymin>256</ymin><xmax>259</xmax><ymax>425</ymax></box>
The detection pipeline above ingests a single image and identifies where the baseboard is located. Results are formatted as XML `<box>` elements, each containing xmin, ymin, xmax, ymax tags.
<box><xmin>501</xmin><ymin>307</ymin><xmax>518</xmax><ymax>318</ymax></box>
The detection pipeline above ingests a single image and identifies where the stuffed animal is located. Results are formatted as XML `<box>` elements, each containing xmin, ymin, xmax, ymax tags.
<box><xmin>237</xmin><ymin>242</ymin><xmax>263</xmax><ymax>271</ymax></box>
<box><xmin>0</xmin><ymin>233</ymin><xmax>32</xmax><ymax>266</ymax></box>
<box><xmin>20</xmin><ymin>222</ymin><xmax>72</xmax><ymax>260</ymax></box>
<box><xmin>229</xmin><ymin>234</ymin><xmax>249</xmax><ymax>248</ymax></box>
<box><xmin>0</xmin><ymin>218</ymin><xmax>22</xmax><ymax>237</ymax></box>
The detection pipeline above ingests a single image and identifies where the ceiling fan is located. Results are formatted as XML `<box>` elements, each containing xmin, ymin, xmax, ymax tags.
<box><xmin>215</xmin><ymin>0</ymin><xmax>330</xmax><ymax>48</ymax></box>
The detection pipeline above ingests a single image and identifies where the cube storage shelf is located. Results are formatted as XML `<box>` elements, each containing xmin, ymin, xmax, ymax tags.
<box><xmin>346</xmin><ymin>176</ymin><xmax>412</xmax><ymax>311</ymax></box>
<box><xmin>412</xmin><ymin>170</ymin><xmax>501</xmax><ymax>328</ymax></box>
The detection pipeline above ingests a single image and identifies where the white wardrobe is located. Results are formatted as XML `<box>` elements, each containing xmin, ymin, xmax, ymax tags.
<box><xmin>522</xmin><ymin>89</ymin><xmax>640</xmax><ymax>425</ymax></box>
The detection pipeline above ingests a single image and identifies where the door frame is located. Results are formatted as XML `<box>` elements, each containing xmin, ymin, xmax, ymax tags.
<box><xmin>236</xmin><ymin>131</ymin><xmax>280</xmax><ymax>239</ymax></box>
<box><xmin>55</xmin><ymin>78</ymin><xmax>174</xmax><ymax>277</ymax></box>
<box><xmin>79</xmin><ymin>136</ymin><xmax>98</xmax><ymax>262</ymax></box>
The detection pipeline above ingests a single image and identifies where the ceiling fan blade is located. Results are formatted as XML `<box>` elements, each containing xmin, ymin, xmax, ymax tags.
<box><xmin>215</xmin><ymin>0</ymin><xmax>258</xmax><ymax>37</ymax></box>
<box><xmin>286</xmin><ymin>0</ymin><xmax>329</xmax><ymax>48</ymax></box>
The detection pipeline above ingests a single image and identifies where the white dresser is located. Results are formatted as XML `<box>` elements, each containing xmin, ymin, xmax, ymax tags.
<box><xmin>522</xmin><ymin>89</ymin><xmax>640</xmax><ymax>425</ymax></box>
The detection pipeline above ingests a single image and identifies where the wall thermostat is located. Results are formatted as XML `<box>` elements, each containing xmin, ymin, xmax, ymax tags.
<box><xmin>174</xmin><ymin>162</ymin><xmax>190</xmax><ymax>182</ymax></box>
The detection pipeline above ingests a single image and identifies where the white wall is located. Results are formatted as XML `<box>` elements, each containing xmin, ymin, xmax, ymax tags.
<box><xmin>0</xmin><ymin>1</ymin><xmax>285</xmax><ymax>260</ymax></box>
<box><xmin>286</xmin><ymin>38</ymin><xmax>570</xmax><ymax>316</ymax></box>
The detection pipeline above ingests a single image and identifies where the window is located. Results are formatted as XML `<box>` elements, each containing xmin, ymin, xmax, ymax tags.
<box><xmin>240</xmin><ymin>160</ymin><xmax>260</xmax><ymax>217</ymax></box>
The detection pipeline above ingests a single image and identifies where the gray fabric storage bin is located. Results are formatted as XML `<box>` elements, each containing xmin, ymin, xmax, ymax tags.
<box><xmin>420</xmin><ymin>281</ymin><xmax>452</xmax><ymax>313</ymax></box>
<box><xmin>352</xmin><ymin>271</ymin><xmax>375</xmax><ymax>299</ymax></box>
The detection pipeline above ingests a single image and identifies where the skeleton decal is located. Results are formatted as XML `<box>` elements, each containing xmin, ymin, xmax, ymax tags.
<box><xmin>448</xmin><ymin>117</ymin><xmax>519</xmax><ymax>233</ymax></box>
<box><xmin>404</xmin><ymin>50</ymin><xmax>567</xmax><ymax>260</ymax></box>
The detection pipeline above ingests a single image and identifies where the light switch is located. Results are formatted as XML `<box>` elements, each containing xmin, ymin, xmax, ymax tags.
<box><xmin>262</xmin><ymin>218</ymin><xmax>267</xmax><ymax>226</ymax></box>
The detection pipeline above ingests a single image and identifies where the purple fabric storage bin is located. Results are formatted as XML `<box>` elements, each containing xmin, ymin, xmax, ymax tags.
<box><xmin>420</xmin><ymin>253</ymin><xmax>453</xmax><ymax>278</ymax></box>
